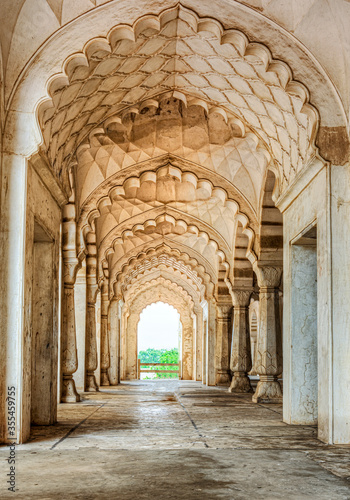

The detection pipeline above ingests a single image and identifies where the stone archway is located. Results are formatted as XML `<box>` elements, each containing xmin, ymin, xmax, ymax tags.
<box><xmin>122</xmin><ymin>281</ymin><xmax>195</xmax><ymax>381</ymax></box>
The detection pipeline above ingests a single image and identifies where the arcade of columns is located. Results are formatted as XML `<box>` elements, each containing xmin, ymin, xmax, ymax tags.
<box><xmin>1</xmin><ymin>2</ymin><xmax>350</xmax><ymax>447</ymax></box>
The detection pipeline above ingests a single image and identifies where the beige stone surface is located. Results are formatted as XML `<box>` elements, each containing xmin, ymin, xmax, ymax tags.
<box><xmin>1</xmin><ymin>0</ymin><xmax>350</xmax><ymax>461</ymax></box>
<box><xmin>1</xmin><ymin>382</ymin><xmax>350</xmax><ymax>499</ymax></box>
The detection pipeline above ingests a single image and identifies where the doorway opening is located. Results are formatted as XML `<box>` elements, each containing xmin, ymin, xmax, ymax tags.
<box><xmin>137</xmin><ymin>302</ymin><xmax>181</xmax><ymax>380</ymax></box>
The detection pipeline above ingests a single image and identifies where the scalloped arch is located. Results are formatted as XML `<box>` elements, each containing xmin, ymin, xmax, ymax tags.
<box><xmin>98</xmin><ymin>209</ymin><xmax>232</xmax><ymax>280</ymax></box>
<box><xmin>124</xmin><ymin>277</ymin><xmax>194</xmax><ymax>315</ymax></box>
<box><xmin>110</xmin><ymin>243</ymin><xmax>216</xmax><ymax>297</ymax></box>
<box><xmin>78</xmin><ymin>163</ymin><xmax>257</xmax><ymax>270</ymax></box>
<box><xmin>116</xmin><ymin>253</ymin><xmax>205</xmax><ymax>297</ymax></box>
<box><xmin>37</xmin><ymin>4</ymin><xmax>319</xmax><ymax>195</ymax></box>
<box><xmin>123</xmin><ymin>269</ymin><xmax>202</xmax><ymax>310</ymax></box>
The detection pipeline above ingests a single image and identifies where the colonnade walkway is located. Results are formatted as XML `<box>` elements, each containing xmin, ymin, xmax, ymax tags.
<box><xmin>1</xmin><ymin>381</ymin><xmax>350</xmax><ymax>499</ymax></box>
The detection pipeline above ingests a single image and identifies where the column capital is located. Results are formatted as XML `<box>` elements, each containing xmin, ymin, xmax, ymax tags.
<box><xmin>63</xmin><ymin>258</ymin><xmax>80</xmax><ymax>286</ymax></box>
<box><xmin>231</xmin><ymin>289</ymin><xmax>252</xmax><ymax>307</ymax></box>
<box><xmin>254</xmin><ymin>265</ymin><xmax>282</xmax><ymax>288</ymax></box>
<box><xmin>216</xmin><ymin>302</ymin><xmax>232</xmax><ymax>319</ymax></box>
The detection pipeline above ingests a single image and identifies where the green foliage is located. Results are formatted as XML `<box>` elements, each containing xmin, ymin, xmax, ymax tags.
<box><xmin>138</xmin><ymin>347</ymin><xmax>179</xmax><ymax>379</ymax></box>
<box><xmin>159</xmin><ymin>348</ymin><xmax>179</xmax><ymax>364</ymax></box>
<box><xmin>138</xmin><ymin>348</ymin><xmax>164</xmax><ymax>363</ymax></box>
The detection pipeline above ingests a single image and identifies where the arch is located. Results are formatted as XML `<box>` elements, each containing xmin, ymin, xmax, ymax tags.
<box><xmin>98</xmin><ymin>207</ymin><xmax>233</xmax><ymax>276</ymax></box>
<box><xmin>116</xmin><ymin>254</ymin><xmax>205</xmax><ymax>300</ymax></box>
<box><xmin>122</xmin><ymin>280</ymin><xmax>196</xmax><ymax>380</ymax></box>
<box><xmin>114</xmin><ymin>244</ymin><xmax>212</xmax><ymax>293</ymax></box>
<box><xmin>76</xmin><ymin>154</ymin><xmax>260</xmax><ymax>227</ymax></box>
<box><xmin>74</xmin><ymin>96</ymin><xmax>269</xmax><ymax>213</ymax></box>
<box><xmin>123</xmin><ymin>271</ymin><xmax>202</xmax><ymax>314</ymax></box>
<box><xmin>35</xmin><ymin>4</ymin><xmax>319</xmax><ymax>190</ymax></box>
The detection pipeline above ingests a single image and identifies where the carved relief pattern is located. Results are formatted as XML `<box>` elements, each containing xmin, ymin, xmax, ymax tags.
<box><xmin>39</xmin><ymin>6</ymin><xmax>317</xmax><ymax>195</ymax></box>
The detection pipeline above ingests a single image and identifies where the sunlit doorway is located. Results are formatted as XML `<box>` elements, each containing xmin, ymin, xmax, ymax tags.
<box><xmin>137</xmin><ymin>302</ymin><xmax>182</xmax><ymax>380</ymax></box>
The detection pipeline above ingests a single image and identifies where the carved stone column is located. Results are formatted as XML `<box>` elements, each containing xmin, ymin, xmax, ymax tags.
<box><xmin>215</xmin><ymin>303</ymin><xmax>232</xmax><ymax>386</ymax></box>
<box><xmin>85</xmin><ymin>232</ymin><xmax>99</xmax><ymax>392</ymax></box>
<box><xmin>229</xmin><ymin>290</ymin><xmax>253</xmax><ymax>393</ymax></box>
<box><xmin>100</xmin><ymin>279</ymin><xmax>110</xmax><ymax>386</ymax></box>
<box><xmin>206</xmin><ymin>298</ymin><xmax>217</xmax><ymax>386</ymax></box>
<box><xmin>252</xmin><ymin>266</ymin><xmax>283</xmax><ymax>403</ymax></box>
<box><xmin>108</xmin><ymin>297</ymin><xmax>121</xmax><ymax>385</ymax></box>
<box><xmin>61</xmin><ymin>202</ymin><xmax>80</xmax><ymax>403</ymax></box>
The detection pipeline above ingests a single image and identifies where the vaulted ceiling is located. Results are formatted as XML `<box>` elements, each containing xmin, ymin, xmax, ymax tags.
<box><xmin>41</xmin><ymin>4</ymin><xmax>312</xmax><ymax>303</ymax></box>
<box><xmin>5</xmin><ymin>2</ymin><xmax>331</xmax><ymax>307</ymax></box>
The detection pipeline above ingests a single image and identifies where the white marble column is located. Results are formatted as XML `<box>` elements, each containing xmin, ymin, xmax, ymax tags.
<box><xmin>108</xmin><ymin>298</ymin><xmax>121</xmax><ymax>385</ymax></box>
<box><xmin>252</xmin><ymin>266</ymin><xmax>283</xmax><ymax>403</ymax></box>
<box><xmin>61</xmin><ymin>203</ymin><xmax>80</xmax><ymax>403</ymax></box>
<box><xmin>182</xmin><ymin>316</ymin><xmax>194</xmax><ymax>380</ymax></box>
<box><xmin>100</xmin><ymin>279</ymin><xmax>110</xmax><ymax>386</ymax></box>
<box><xmin>207</xmin><ymin>299</ymin><xmax>217</xmax><ymax>386</ymax></box>
<box><xmin>85</xmin><ymin>232</ymin><xmax>99</xmax><ymax>392</ymax></box>
<box><xmin>229</xmin><ymin>290</ymin><xmax>253</xmax><ymax>393</ymax></box>
<box><xmin>73</xmin><ymin>264</ymin><xmax>86</xmax><ymax>392</ymax></box>
<box><xmin>194</xmin><ymin>307</ymin><xmax>203</xmax><ymax>381</ymax></box>
<box><xmin>215</xmin><ymin>303</ymin><xmax>232</xmax><ymax>386</ymax></box>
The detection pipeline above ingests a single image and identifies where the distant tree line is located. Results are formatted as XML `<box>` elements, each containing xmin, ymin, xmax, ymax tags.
<box><xmin>138</xmin><ymin>348</ymin><xmax>179</xmax><ymax>379</ymax></box>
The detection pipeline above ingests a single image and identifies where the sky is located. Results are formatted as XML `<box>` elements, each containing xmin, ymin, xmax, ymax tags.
<box><xmin>138</xmin><ymin>302</ymin><xmax>181</xmax><ymax>352</ymax></box>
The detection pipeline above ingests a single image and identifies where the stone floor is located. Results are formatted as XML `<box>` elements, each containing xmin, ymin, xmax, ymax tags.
<box><xmin>1</xmin><ymin>380</ymin><xmax>350</xmax><ymax>499</ymax></box>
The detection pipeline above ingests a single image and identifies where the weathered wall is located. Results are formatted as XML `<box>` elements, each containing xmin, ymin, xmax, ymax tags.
<box><xmin>0</xmin><ymin>158</ymin><xmax>61</xmax><ymax>443</ymax></box>
<box><xmin>282</xmin><ymin>160</ymin><xmax>350</xmax><ymax>444</ymax></box>
<box><xmin>23</xmin><ymin>163</ymin><xmax>61</xmax><ymax>439</ymax></box>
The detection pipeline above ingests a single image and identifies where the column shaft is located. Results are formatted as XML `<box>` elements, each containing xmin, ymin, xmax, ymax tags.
<box><xmin>229</xmin><ymin>290</ymin><xmax>253</xmax><ymax>393</ymax></box>
<box><xmin>100</xmin><ymin>280</ymin><xmax>110</xmax><ymax>386</ymax></box>
<box><xmin>108</xmin><ymin>299</ymin><xmax>120</xmax><ymax>385</ymax></box>
<box><xmin>61</xmin><ymin>202</ymin><xmax>80</xmax><ymax>403</ymax></box>
<box><xmin>252</xmin><ymin>266</ymin><xmax>283</xmax><ymax>403</ymax></box>
<box><xmin>216</xmin><ymin>304</ymin><xmax>232</xmax><ymax>386</ymax></box>
<box><xmin>85</xmin><ymin>233</ymin><xmax>99</xmax><ymax>392</ymax></box>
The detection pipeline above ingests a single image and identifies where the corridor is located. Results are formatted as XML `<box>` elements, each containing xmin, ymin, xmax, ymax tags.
<box><xmin>1</xmin><ymin>381</ymin><xmax>350</xmax><ymax>499</ymax></box>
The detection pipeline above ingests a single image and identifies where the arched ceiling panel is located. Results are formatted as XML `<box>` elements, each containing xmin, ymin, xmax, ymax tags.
<box><xmin>38</xmin><ymin>5</ymin><xmax>318</xmax><ymax>194</ymax></box>
<box><xmin>107</xmin><ymin>242</ymin><xmax>217</xmax><ymax>290</ymax></box>
<box><xmin>122</xmin><ymin>269</ymin><xmax>202</xmax><ymax>308</ymax></box>
<box><xmin>124</xmin><ymin>277</ymin><xmax>194</xmax><ymax>317</ymax></box>
<box><xmin>75</xmin><ymin>97</ymin><xmax>269</xmax><ymax>210</ymax></box>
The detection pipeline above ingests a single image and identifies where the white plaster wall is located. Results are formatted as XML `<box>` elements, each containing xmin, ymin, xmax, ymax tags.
<box><xmin>289</xmin><ymin>244</ymin><xmax>318</xmax><ymax>424</ymax></box>
<box><xmin>283</xmin><ymin>167</ymin><xmax>330</xmax><ymax>441</ymax></box>
<box><xmin>0</xmin><ymin>158</ymin><xmax>61</xmax><ymax>443</ymax></box>
<box><xmin>25</xmin><ymin>164</ymin><xmax>61</xmax><ymax>436</ymax></box>
<box><xmin>282</xmin><ymin>162</ymin><xmax>350</xmax><ymax>443</ymax></box>
<box><xmin>0</xmin><ymin>153</ymin><xmax>28</xmax><ymax>443</ymax></box>
<box><xmin>329</xmin><ymin>163</ymin><xmax>350</xmax><ymax>444</ymax></box>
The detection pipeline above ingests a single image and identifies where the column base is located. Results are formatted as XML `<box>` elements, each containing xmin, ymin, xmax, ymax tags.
<box><xmin>61</xmin><ymin>375</ymin><xmax>80</xmax><ymax>403</ymax></box>
<box><xmin>252</xmin><ymin>375</ymin><xmax>282</xmax><ymax>403</ymax></box>
<box><xmin>216</xmin><ymin>369</ymin><xmax>231</xmax><ymax>386</ymax></box>
<box><xmin>229</xmin><ymin>372</ymin><xmax>253</xmax><ymax>393</ymax></box>
<box><xmin>100</xmin><ymin>370</ymin><xmax>110</xmax><ymax>386</ymax></box>
<box><xmin>86</xmin><ymin>372</ymin><xmax>99</xmax><ymax>392</ymax></box>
